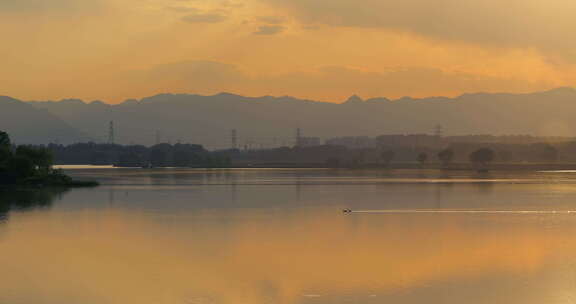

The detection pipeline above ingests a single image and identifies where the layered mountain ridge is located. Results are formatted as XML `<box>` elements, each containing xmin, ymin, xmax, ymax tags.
<box><xmin>1</xmin><ymin>88</ymin><xmax>575</xmax><ymax>148</ymax></box>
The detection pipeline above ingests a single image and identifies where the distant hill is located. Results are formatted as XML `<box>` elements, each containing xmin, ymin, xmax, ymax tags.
<box><xmin>4</xmin><ymin>88</ymin><xmax>576</xmax><ymax>148</ymax></box>
<box><xmin>0</xmin><ymin>96</ymin><xmax>86</xmax><ymax>144</ymax></box>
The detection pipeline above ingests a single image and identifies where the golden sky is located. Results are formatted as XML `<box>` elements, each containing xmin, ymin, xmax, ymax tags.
<box><xmin>1</xmin><ymin>0</ymin><xmax>576</xmax><ymax>103</ymax></box>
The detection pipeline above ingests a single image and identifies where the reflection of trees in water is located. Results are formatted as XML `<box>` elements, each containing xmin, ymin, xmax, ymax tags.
<box><xmin>475</xmin><ymin>182</ymin><xmax>494</xmax><ymax>194</ymax></box>
<box><xmin>0</xmin><ymin>188</ymin><xmax>68</xmax><ymax>222</ymax></box>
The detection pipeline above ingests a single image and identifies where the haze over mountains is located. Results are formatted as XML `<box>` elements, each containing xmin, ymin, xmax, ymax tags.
<box><xmin>0</xmin><ymin>96</ymin><xmax>85</xmax><ymax>145</ymax></box>
<box><xmin>2</xmin><ymin>88</ymin><xmax>576</xmax><ymax>148</ymax></box>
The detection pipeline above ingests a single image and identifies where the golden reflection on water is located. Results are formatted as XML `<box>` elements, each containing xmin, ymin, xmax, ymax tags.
<box><xmin>2</xmin><ymin>205</ymin><xmax>576</xmax><ymax>304</ymax></box>
<box><xmin>3</xmin><ymin>168</ymin><xmax>576</xmax><ymax>304</ymax></box>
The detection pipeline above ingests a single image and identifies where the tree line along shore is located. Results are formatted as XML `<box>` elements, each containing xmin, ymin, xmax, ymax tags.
<box><xmin>0</xmin><ymin>131</ymin><xmax>98</xmax><ymax>187</ymax></box>
<box><xmin>33</xmin><ymin>139</ymin><xmax>575</xmax><ymax>172</ymax></box>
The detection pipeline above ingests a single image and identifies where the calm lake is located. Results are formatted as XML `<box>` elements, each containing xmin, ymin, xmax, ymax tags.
<box><xmin>3</xmin><ymin>168</ymin><xmax>576</xmax><ymax>304</ymax></box>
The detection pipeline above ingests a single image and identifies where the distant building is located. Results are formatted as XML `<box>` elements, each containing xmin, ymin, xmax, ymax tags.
<box><xmin>444</xmin><ymin>135</ymin><xmax>572</xmax><ymax>145</ymax></box>
<box><xmin>322</xmin><ymin>133</ymin><xmax>576</xmax><ymax>150</ymax></box>
<box><xmin>326</xmin><ymin>136</ymin><xmax>376</xmax><ymax>149</ymax></box>
<box><xmin>376</xmin><ymin>134</ymin><xmax>441</xmax><ymax>148</ymax></box>
<box><xmin>297</xmin><ymin>137</ymin><xmax>321</xmax><ymax>147</ymax></box>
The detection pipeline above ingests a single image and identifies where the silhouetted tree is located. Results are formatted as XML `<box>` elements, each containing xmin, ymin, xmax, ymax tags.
<box><xmin>417</xmin><ymin>152</ymin><xmax>428</xmax><ymax>168</ymax></box>
<box><xmin>118</xmin><ymin>151</ymin><xmax>143</xmax><ymax>167</ymax></box>
<box><xmin>0</xmin><ymin>131</ymin><xmax>11</xmax><ymax>170</ymax></box>
<box><xmin>0</xmin><ymin>132</ymin><xmax>9</xmax><ymax>147</ymax></box>
<box><xmin>534</xmin><ymin>143</ymin><xmax>558</xmax><ymax>162</ymax></box>
<box><xmin>172</xmin><ymin>143</ymin><xmax>206</xmax><ymax>167</ymax></box>
<box><xmin>326</xmin><ymin>157</ymin><xmax>341</xmax><ymax>168</ymax></box>
<box><xmin>0</xmin><ymin>130</ymin><xmax>88</xmax><ymax>186</ymax></box>
<box><xmin>15</xmin><ymin>145</ymin><xmax>53</xmax><ymax>174</ymax></box>
<box><xmin>498</xmin><ymin>150</ymin><xmax>513</xmax><ymax>162</ymax></box>
<box><xmin>470</xmin><ymin>148</ymin><xmax>495</xmax><ymax>172</ymax></box>
<box><xmin>90</xmin><ymin>151</ymin><xmax>110</xmax><ymax>165</ymax></box>
<box><xmin>7</xmin><ymin>156</ymin><xmax>35</xmax><ymax>179</ymax></box>
<box><xmin>380</xmin><ymin>150</ymin><xmax>395</xmax><ymax>168</ymax></box>
<box><xmin>347</xmin><ymin>149</ymin><xmax>367</xmax><ymax>168</ymax></box>
<box><xmin>150</xmin><ymin>144</ymin><xmax>172</xmax><ymax>167</ymax></box>
<box><xmin>437</xmin><ymin>148</ymin><xmax>454</xmax><ymax>168</ymax></box>
<box><xmin>173</xmin><ymin>150</ymin><xmax>192</xmax><ymax>167</ymax></box>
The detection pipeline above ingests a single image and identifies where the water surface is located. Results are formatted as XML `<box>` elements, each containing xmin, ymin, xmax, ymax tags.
<box><xmin>2</xmin><ymin>168</ymin><xmax>576</xmax><ymax>304</ymax></box>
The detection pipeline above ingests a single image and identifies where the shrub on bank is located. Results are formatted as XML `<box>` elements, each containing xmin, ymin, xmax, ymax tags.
<box><xmin>0</xmin><ymin>131</ymin><xmax>98</xmax><ymax>187</ymax></box>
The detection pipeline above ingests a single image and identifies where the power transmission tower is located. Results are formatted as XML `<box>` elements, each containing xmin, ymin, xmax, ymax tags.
<box><xmin>434</xmin><ymin>124</ymin><xmax>443</xmax><ymax>138</ymax></box>
<box><xmin>231</xmin><ymin>129</ymin><xmax>238</xmax><ymax>150</ymax></box>
<box><xmin>434</xmin><ymin>124</ymin><xmax>444</xmax><ymax>146</ymax></box>
<box><xmin>246</xmin><ymin>138</ymin><xmax>254</xmax><ymax>151</ymax></box>
<box><xmin>108</xmin><ymin>121</ymin><xmax>115</xmax><ymax>144</ymax></box>
<box><xmin>295</xmin><ymin>128</ymin><xmax>302</xmax><ymax>147</ymax></box>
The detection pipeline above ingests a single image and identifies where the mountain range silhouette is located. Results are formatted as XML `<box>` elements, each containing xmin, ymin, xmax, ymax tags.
<box><xmin>2</xmin><ymin>88</ymin><xmax>575</xmax><ymax>148</ymax></box>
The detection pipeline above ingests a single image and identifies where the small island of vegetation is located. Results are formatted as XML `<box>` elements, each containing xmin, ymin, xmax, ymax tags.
<box><xmin>0</xmin><ymin>131</ymin><xmax>98</xmax><ymax>187</ymax></box>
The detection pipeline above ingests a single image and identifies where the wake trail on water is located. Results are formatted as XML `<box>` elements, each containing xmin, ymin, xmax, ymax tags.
<box><xmin>347</xmin><ymin>210</ymin><xmax>576</xmax><ymax>214</ymax></box>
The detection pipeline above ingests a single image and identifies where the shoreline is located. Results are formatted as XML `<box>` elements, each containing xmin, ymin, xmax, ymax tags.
<box><xmin>57</xmin><ymin>162</ymin><xmax>576</xmax><ymax>171</ymax></box>
<box><xmin>0</xmin><ymin>179</ymin><xmax>99</xmax><ymax>189</ymax></box>
<box><xmin>228</xmin><ymin>162</ymin><xmax>576</xmax><ymax>171</ymax></box>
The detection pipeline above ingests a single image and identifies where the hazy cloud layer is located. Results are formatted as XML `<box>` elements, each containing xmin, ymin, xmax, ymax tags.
<box><xmin>165</xmin><ymin>6</ymin><xmax>199</xmax><ymax>13</ymax></box>
<box><xmin>137</xmin><ymin>60</ymin><xmax>547</xmax><ymax>101</ymax></box>
<box><xmin>146</xmin><ymin>60</ymin><xmax>246</xmax><ymax>89</ymax></box>
<box><xmin>181</xmin><ymin>11</ymin><xmax>227</xmax><ymax>23</ymax></box>
<box><xmin>0</xmin><ymin>0</ymin><xmax>102</xmax><ymax>13</ymax></box>
<box><xmin>256</xmin><ymin>16</ymin><xmax>284</xmax><ymax>24</ymax></box>
<box><xmin>265</xmin><ymin>0</ymin><xmax>576</xmax><ymax>58</ymax></box>
<box><xmin>262</xmin><ymin>66</ymin><xmax>547</xmax><ymax>100</ymax></box>
<box><xmin>253</xmin><ymin>25</ymin><xmax>284</xmax><ymax>35</ymax></box>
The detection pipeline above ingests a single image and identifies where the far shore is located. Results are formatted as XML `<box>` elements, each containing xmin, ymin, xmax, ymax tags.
<box><xmin>231</xmin><ymin>162</ymin><xmax>576</xmax><ymax>171</ymax></box>
<box><xmin>54</xmin><ymin>162</ymin><xmax>576</xmax><ymax>172</ymax></box>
